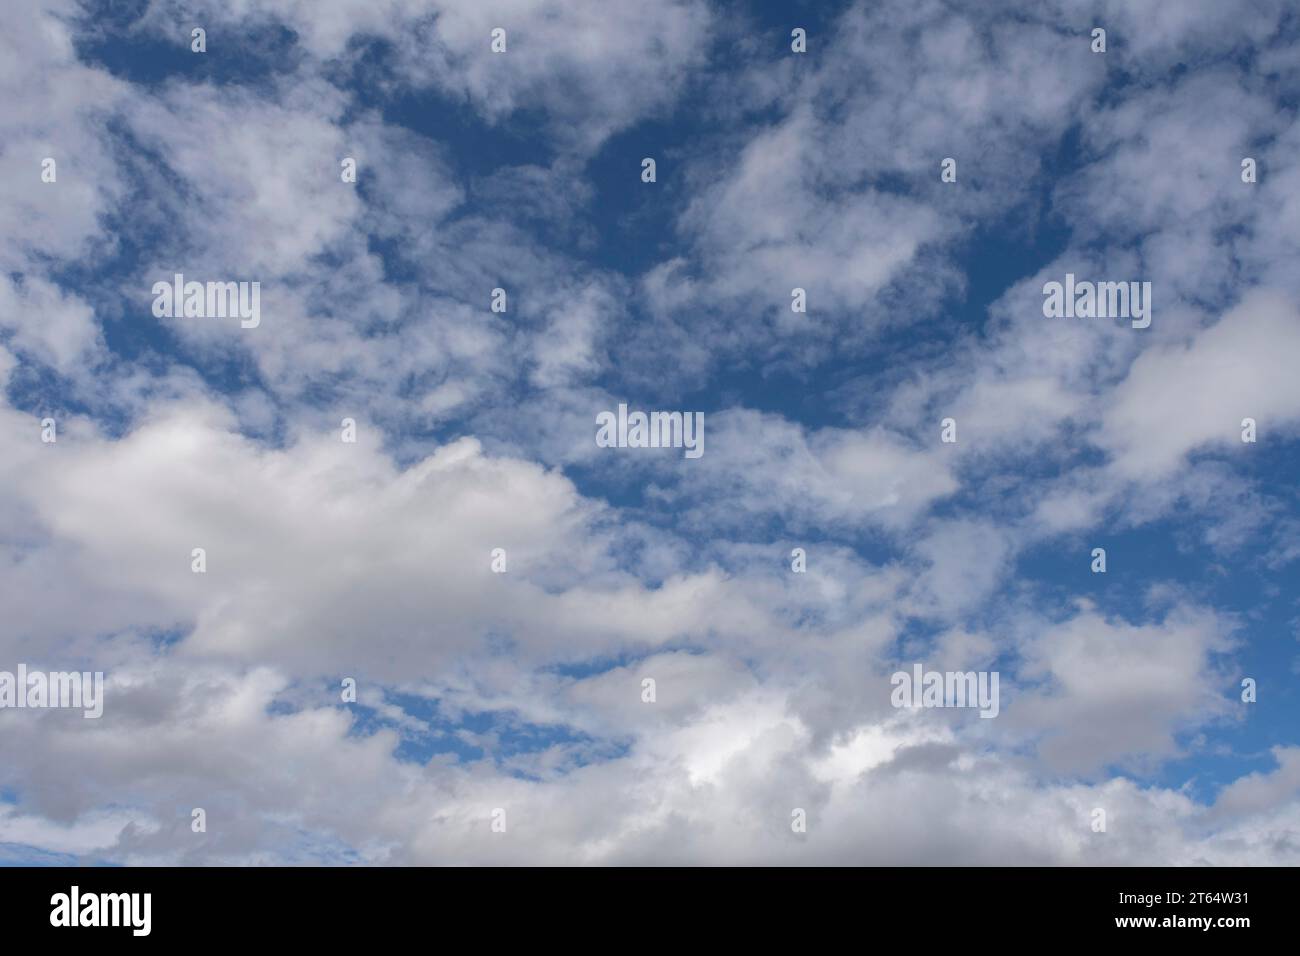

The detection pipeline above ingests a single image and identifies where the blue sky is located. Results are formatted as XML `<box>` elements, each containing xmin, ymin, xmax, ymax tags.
<box><xmin>0</xmin><ymin>0</ymin><xmax>1298</xmax><ymax>864</ymax></box>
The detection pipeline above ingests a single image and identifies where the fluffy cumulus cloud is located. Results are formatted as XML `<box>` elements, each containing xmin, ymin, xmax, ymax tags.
<box><xmin>0</xmin><ymin>0</ymin><xmax>1297</xmax><ymax>866</ymax></box>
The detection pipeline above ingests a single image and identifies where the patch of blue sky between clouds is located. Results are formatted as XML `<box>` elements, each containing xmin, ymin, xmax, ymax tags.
<box><xmin>341</xmin><ymin>691</ymin><xmax>630</xmax><ymax>775</ymax></box>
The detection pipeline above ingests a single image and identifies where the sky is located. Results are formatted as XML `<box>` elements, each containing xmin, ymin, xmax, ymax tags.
<box><xmin>0</xmin><ymin>0</ymin><xmax>1298</xmax><ymax>865</ymax></box>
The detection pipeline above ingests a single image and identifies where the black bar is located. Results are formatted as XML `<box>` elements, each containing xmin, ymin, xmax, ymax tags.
<box><xmin>0</xmin><ymin>866</ymin><xmax>1284</xmax><ymax>942</ymax></box>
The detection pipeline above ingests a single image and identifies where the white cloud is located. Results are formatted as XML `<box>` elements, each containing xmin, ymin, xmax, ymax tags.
<box><xmin>1101</xmin><ymin>290</ymin><xmax>1300</xmax><ymax>480</ymax></box>
<box><xmin>1010</xmin><ymin>604</ymin><xmax>1238</xmax><ymax>775</ymax></box>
